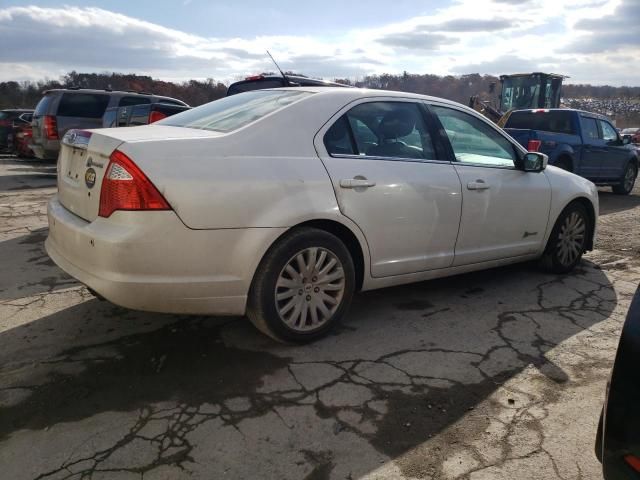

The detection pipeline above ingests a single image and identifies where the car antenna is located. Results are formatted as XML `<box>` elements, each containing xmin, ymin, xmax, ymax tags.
<box><xmin>266</xmin><ymin>50</ymin><xmax>290</xmax><ymax>87</ymax></box>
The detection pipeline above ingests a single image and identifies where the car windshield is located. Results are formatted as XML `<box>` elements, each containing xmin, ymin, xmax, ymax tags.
<box><xmin>158</xmin><ymin>90</ymin><xmax>313</xmax><ymax>133</ymax></box>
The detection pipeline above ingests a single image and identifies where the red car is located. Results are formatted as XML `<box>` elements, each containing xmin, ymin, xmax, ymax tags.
<box><xmin>621</xmin><ymin>127</ymin><xmax>640</xmax><ymax>144</ymax></box>
<box><xmin>12</xmin><ymin>114</ymin><xmax>35</xmax><ymax>158</ymax></box>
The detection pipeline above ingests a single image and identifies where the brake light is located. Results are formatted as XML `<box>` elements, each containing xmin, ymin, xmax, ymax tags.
<box><xmin>149</xmin><ymin>110</ymin><xmax>167</xmax><ymax>123</ymax></box>
<box><xmin>528</xmin><ymin>139</ymin><xmax>542</xmax><ymax>151</ymax></box>
<box><xmin>245</xmin><ymin>75</ymin><xmax>264</xmax><ymax>81</ymax></box>
<box><xmin>98</xmin><ymin>150</ymin><xmax>171</xmax><ymax>218</ymax></box>
<box><xmin>624</xmin><ymin>455</ymin><xmax>640</xmax><ymax>472</ymax></box>
<box><xmin>44</xmin><ymin>115</ymin><xmax>58</xmax><ymax>140</ymax></box>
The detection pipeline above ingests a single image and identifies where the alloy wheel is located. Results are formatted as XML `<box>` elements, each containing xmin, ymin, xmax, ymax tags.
<box><xmin>274</xmin><ymin>247</ymin><xmax>346</xmax><ymax>332</ymax></box>
<box><xmin>556</xmin><ymin>211</ymin><xmax>586</xmax><ymax>267</ymax></box>
<box><xmin>624</xmin><ymin>165</ymin><xmax>636</xmax><ymax>192</ymax></box>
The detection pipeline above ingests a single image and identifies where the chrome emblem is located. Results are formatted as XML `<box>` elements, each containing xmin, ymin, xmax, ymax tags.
<box><xmin>85</xmin><ymin>168</ymin><xmax>97</xmax><ymax>189</ymax></box>
<box><xmin>68</xmin><ymin>131</ymin><xmax>78</xmax><ymax>143</ymax></box>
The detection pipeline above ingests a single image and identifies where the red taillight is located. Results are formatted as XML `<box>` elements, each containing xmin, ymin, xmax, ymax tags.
<box><xmin>98</xmin><ymin>150</ymin><xmax>171</xmax><ymax>218</ymax></box>
<box><xmin>245</xmin><ymin>75</ymin><xmax>264</xmax><ymax>81</ymax></box>
<box><xmin>528</xmin><ymin>139</ymin><xmax>542</xmax><ymax>152</ymax></box>
<box><xmin>149</xmin><ymin>110</ymin><xmax>167</xmax><ymax>123</ymax></box>
<box><xmin>0</xmin><ymin>119</ymin><xmax>10</xmax><ymax>127</ymax></box>
<box><xmin>624</xmin><ymin>455</ymin><xmax>640</xmax><ymax>472</ymax></box>
<box><xmin>44</xmin><ymin>115</ymin><xmax>58</xmax><ymax>140</ymax></box>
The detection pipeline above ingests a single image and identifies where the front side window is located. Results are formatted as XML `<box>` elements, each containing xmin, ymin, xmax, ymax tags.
<box><xmin>324</xmin><ymin>101</ymin><xmax>436</xmax><ymax>161</ymax></box>
<box><xmin>158</xmin><ymin>90</ymin><xmax>312</xmax><ymax>133</ymax></box>
<box><xmin>581</xmin><ymin>117</ymin><xmax>599</xmax><ymax>141</ymax></box>
<box><xmin>431</xmin><ymin>105</ymin><xmax>517</xmax><ymax>167</ymax></box>
<box><xmin>599</xmin><ymin>120</ymin><xmax>618</xmax><ymax>142</ymax></box>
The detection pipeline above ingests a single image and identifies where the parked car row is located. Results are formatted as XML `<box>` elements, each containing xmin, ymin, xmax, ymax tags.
<box><xmin>29</xmin><ymin>88</ymin><xmax>189</xmax><ymax>160</ymax></box>
<box><xmin>0</xmin><ymin>109</ymin><xmax>34</xmax><ymax>156</ymax></box>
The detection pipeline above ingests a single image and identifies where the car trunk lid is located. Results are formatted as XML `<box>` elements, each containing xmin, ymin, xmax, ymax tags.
<box><xmin>57</xmin><ymin>125</ymin><xmax>222</xmax><ymax>222</ymax></box>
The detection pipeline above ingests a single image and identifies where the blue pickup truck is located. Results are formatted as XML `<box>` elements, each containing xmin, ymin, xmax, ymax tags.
<box><xmin>504</xmin><ymin>109</ymin><xmax>638</xmax><ymax>194</ymax></box>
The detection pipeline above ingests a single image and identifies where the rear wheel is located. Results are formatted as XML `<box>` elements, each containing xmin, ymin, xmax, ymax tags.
<box><xmin>247</xmin><ymin>228</ymin><xmax>355</xmax><ymax>343</ymax></box>
<box><xmin>612</xmin><ymin>162</ymin><xmax>637</xmax><ymax>195</ymax></box>
<box><xmin>540</xmin><ymin>202</ymin><xmax>590</xmax><ymax>273</ymax></box>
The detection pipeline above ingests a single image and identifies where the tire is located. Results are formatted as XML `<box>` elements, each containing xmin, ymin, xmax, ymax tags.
<box><xmin>540</xmin><ymin>202</ymin><xmax>590</xmax><ymax>274</ymax></box>
<box><xmin>612</xmin><ymin>162</ymin><xmax>637</xmax><ymax>195</ymax></box>
<box><xmin>247</xmin><ymin>227</ymin><xmax>355</xmax><ymax>343</ymax></box>
<box><xmin>555</xmin><ymin>157</ymin><xmax>572</xmax><ymax>172</ymax></box>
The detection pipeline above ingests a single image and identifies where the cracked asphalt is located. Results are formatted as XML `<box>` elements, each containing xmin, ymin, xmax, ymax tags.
<box><xmin>1</xmin><ymin>154</ymin><xmax>639</xmax><ymax>480</ymax></box>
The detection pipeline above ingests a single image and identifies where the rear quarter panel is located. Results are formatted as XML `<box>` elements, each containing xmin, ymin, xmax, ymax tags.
<box><xmin>118</xmin><ymin>92</ymin><xmax>359</xmax><ymax>230</ymax></box>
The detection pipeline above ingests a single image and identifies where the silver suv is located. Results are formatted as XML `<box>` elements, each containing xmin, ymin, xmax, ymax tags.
<box><xmin>30</xmin><ymin>88</ymin><xmax>188</xmax><ymax>160</ymax></box>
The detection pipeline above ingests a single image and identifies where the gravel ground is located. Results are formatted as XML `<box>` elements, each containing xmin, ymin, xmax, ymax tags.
<box><xmin>0</xmin><ymin>154</ymin><xmax>638</xmax><ymax>480</ymax></box>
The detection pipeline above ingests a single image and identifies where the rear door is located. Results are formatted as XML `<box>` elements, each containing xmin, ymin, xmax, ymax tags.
<box><xmin>315</xmin><ymin>99</ymin><xmax>462</xmax><ymax>277</ymax></box>
<box><xmin>579</xmin><ymin>115</ymin><xmax>605</xmax><ymax>179</ymax></box>
<box><xmin>598</xmin><ymin>119</ymin><xmax>630</xmax><ymax>180</ymax></box>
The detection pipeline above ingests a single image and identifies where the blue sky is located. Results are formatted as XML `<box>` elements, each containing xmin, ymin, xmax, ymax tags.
<box><xmin>0</xmin><ymin>0</ymin><xmax>638</xmax><ymax>85</ymax></box>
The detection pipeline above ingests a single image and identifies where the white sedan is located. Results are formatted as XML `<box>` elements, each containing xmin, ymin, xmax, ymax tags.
<box><xmin>46</xmin><ymin>88</ymin><xmax>598</xmax><ymax>342</ymax></box>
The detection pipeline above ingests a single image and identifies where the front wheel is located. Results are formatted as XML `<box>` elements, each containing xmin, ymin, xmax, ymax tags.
<box><xmin>247</xmin><ymin>227</ymin><xmax>355</xmax><ymax>343</ymax></box>
<box><xmin>612</xmin><ymin>162</ymin><xmax>637</xmax><ymax>195</ymax></box>
<box><xmin>540</xmin><ymin>202</ymin><xmax>590</xmax><ymax>274</ymax></box>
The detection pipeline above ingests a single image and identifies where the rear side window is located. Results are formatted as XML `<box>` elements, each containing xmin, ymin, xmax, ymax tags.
<box><xmin>227</xmin><ymin>79</ymin><xmax>285</xmax><ymax>95</ymax></box>
<box><xmin>581</xmin><ymin>117</ymin><xmax>599</xmax><ymax>140</ymax></box>
<box><xmin>102</xmin><ymin>109</ymin><xmax>117</xmax><ymax>128</ymax></box>
<box><xmin>34</xmin><ymin>95</ymin><xmax>54</xmax><ymax>115</ymax></box>
<box><xmin>505</xmin><ymin>111</ymin><xmax>575</xmax><ymax>134</ymax></box>
<box><xmin>158</xmin><ymin>90</ymin><xmax>312</xmax><ymax>133</ymax></box>
<box><xmin>119</xmin><ymin>96</ymin><xmax>151</xmax><ymax>107</ymax></box>
<box><xmin>325</xmin><ymin>102</ymin><xmax>436</xmax><ymax>161</ymax></box>
<box><xmin>57</xmin><ymin>93</ymin><xmax>110</xmax><ymax>118</ymax></box>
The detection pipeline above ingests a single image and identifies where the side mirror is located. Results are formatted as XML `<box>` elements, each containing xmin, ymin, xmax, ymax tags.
<box><xmin>623</xmin><ymin>137</ymin><xmax>631</xmax><ymax>145</ymax></box>
<box><xmin>523</xmin><ymin>152</ymin><xmax>548</xmax><ymax>172</ymax></box>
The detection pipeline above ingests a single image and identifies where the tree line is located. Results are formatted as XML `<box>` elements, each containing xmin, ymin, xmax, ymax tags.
<box><xmin>1</xmin><ymin>70</ymin><xmax>638</xmax><ymax>110</ymax></box>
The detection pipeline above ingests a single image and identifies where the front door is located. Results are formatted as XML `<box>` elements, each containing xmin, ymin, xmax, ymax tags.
<box><xmin>315</xmin><ymin>100</ymin><xmax>462</xmax><ymax>278</ymax></box>
<box><xmin>598</xmin><ymin>119</ymin><xmax>631</xmax><ymax>181</ymax></box>
<box><xmin>429</xmin><ymin>103</ymin><xmax>551</xmax><ymax>266</ymax></box>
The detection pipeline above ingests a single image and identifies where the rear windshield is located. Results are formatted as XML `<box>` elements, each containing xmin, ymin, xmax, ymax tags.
<box><xmin>57</xmin><ymin>93</ymin><xmax>110</xmax><ymax>118</ymax></box>
<box><xmin>621</xmin><ymin>128</ymin><xmax>638</xmax><ymax>134</ymax></box>
<box><xmin>505</xmin><ymin>110</ymin><xmax>576</xmax><ymax>135</ymax></box>
<box><xmin>34</xmin><ymin>95</ymin><xmax>54</xmax><ymax>115</ymax></box>
<box><xmin>158</xmin><ymin>90</ymin><xmax>313</xmax><ymax>133</ymax></box>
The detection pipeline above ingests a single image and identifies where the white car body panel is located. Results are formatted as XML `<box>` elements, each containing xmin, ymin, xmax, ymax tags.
<box><xmin>46</xmin><ymin>87</ymin><xmax>599</xmax><ymax>316</ymax></box>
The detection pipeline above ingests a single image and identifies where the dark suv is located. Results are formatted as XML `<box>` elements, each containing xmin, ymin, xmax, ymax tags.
<box><xmin>0</xmin><ymin>109</ymin><xmax>34</xmax><ymax>152</ymax></box>
<box><xmin>226</xmin><ymin>74</ymin><xmax>349</xmax><ymax>96</ymax></box>
<box><xmin>30</xmin><ymin>88</ymin><xmax>188</xmax><ymax>160</ymax></box>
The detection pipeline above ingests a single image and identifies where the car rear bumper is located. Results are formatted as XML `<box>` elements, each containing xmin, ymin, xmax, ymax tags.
<box><xmin>45</xmin><ymin>195</ymin><xmax>286</xmax><ymax>315</ymax></box>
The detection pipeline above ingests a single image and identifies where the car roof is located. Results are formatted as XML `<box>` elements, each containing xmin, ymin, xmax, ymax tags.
<box><xmin>263</xmin><ymin>86</ymin><xmax>465</xmax><ymax>107</ymax></box>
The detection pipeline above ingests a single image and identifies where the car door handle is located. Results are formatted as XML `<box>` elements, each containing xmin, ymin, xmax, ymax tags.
<box><xmin>467</xmin><ymin>180</ymin><xmax>490</xmax><ymax>190</ymax></box>
<box><xmin>339</xmin><ymin>178</ymin><xmax>376</xmax><ymax>189</ymax></box>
